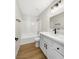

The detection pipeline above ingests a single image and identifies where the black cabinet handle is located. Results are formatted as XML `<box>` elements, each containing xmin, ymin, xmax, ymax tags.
<box><xmin>44</xmin><ymin>43</ymin><xmax>45</xmax><ymax>47</ymax></box>
<box><xmin>57</xmin><ymin>48</ymin><xmax>59</xmax><ymax>50</ymax></box>
<box><xmin>46</xmin><ymin>44</ymin><xmax>47</xmax><ymax>49</ymax></box>
<box><xmin>44</xmin><ymin>43</ymin><xmax>47</xmax><ymax>49</ymax></box>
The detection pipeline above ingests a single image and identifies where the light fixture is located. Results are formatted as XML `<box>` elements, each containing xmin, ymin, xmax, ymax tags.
<box><xmin>59</xmin><ymin>0</ymin><xmax>61</xmax><ymax>3</ymax></box>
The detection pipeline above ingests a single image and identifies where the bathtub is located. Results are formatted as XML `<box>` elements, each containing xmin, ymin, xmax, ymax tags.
<box><xmin>20</xmin><ymin>33</ymin><xmax>39</xmax><ymax>45</ymax></box>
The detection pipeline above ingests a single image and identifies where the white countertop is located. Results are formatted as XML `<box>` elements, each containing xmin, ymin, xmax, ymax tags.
<box><xmin>40</xmin><ymin>32</ymin><xmax>64</xmax><ymax>45</ymax></box>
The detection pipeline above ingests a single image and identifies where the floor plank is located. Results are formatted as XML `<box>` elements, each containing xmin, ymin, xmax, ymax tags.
<box><xmin>16</xmin><ymin>43</ymin><xmax>47</xmax><ymax>59</ymax></box>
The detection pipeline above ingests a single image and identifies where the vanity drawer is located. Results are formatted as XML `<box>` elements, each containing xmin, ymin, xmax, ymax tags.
<box><xmin>53</xmin><ymin>43</ymin><xmax>64</xmax><ymax>56</ymax></box>
<box><xmin>47</xmin><ymin>43</ymin><xmax>64</xmax><ymax>57</ymax></box>
<box><xmin>41</xmin><ymin>36</ymin><xmax>55</xmax><ymax>45</ymax></box>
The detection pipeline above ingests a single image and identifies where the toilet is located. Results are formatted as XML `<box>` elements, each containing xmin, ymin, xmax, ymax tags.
<box><xmin>35</xmin><ymin>37</ymin><xmax>40</xmax><ymax>47</ymax></box>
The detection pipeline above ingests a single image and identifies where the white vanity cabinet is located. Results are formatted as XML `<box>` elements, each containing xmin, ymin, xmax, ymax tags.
<box><xmin>47</xmin><ymin>42</ymin><xmax>64</xmax><ymax>59</ymax></box>
<box><xmin>40</xmin><ymin>34</ymin><xmax>64</xmax><ymax>59</ymax></box>
<box><xmin>40</xmin><ymin>35</ymin><xmax>47</xmax><ymax>56</ymax></box>
<box><xmin>47</xmin><ymin>49</ymin><xmax>63</xmax><ymax>59</ymax></box>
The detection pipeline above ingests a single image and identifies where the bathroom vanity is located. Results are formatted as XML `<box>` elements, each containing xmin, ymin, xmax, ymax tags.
<box><xmin>40</xmin><ymin>32</ymin><xmax>64</xmax><ymax>59</ymax></box>
<box><xmin>40</xmin><ymin>3</ymin><xmax>64</xmax><ymax>59</ymax></box>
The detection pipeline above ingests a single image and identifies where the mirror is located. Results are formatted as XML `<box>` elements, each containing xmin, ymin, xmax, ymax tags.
<box><xmin>50</xmin><ymin>12</ymin><xmax>64</xmax><ymax>34</ymax></box>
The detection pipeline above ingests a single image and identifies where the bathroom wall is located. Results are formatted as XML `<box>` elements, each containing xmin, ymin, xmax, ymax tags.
<box><xmin>38</xmin><ymin>1</ymin><xmax>57</xmax><ymax>32</ymax></box>
<box><xmin>20</xmin><ymin>16</ymin><xmax>39</xmax><ymax>45</ymax></box>
<box><xmin>16</xmin><ymin>1</ymin><xmax>23</xmax><ymax>21</ymax></box>
<box><xmin>15</xmin><ymin>21</ymin><xmax>21</xmax><ymax>56</ymax></box>
<box><xmin>39</xmin><ymin>6</ymin><xmax>51</xmax><ymax>32</ymax></box>
<box><xmin>15</xmin><ymin>3</ymin><xmax>22</xmax><ymax>56</ymax></box>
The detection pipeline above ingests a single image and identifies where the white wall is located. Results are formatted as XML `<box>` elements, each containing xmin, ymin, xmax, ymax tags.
<box><xmin>38</xmin><ymin>0</ymin><xmax>57</xmax><ymax>32</ymax></box>
<box><xmin>20</xmin><ymin>16</ymin><xmax>39</xmax><ymax>45</ymax></box>
<box><xmin>39</xmin><ymin>7</ymin><xmax>50</xmax><ymax>32</ymax></box>
<box><xmin>16</xmin><ymin>2</ymin><xmax>22</xmax><ymax>20</ymax></box>
<box><xmin>15</xmin><ymin>21</ymin><xmax>21</xmax><ymax>56</ymax></box>
<box><xmin>15</xmin><ymin>3</ymin><xmax>22</xmax><ymax>56</ymax></box>
<box><xmin>21</xmin><ymin>16</ymin><xmax>38</xmax><ymax>36</ymax></box>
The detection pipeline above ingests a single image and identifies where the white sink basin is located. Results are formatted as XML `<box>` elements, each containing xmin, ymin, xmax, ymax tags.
<box><xmin>40</xmin><ymin>32</ymin><xmax>64</xmax><ymax>44</ymax></box>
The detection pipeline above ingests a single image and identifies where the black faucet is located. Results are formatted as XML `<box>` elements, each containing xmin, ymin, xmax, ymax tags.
<box><xmin>53</xmin><ymin>28</ymin><xmax>56</xmax><ymax>34</ymax></box>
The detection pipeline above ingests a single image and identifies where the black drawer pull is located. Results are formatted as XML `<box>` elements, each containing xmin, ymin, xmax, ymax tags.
<box><xmin>44</xmin><ymin>43</ymin><xmax>47</xmax><ymax>49</ymax></box>
<box><xmin>57</xmin><ymin>48</ymin><xmax>59</xmax><ymax>50</ymax></box>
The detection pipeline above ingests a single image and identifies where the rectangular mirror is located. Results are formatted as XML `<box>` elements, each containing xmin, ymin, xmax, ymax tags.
<box><xmin>50</xmin><ymin>12</ymin><xmax>64</xmax><ymax>34</ymax></box>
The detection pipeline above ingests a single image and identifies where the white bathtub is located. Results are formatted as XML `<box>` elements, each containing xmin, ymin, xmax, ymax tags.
<box><xmin>20</xmin><ymin>33</ymin><xmax>39</xmax><ymax>45</ymax></box>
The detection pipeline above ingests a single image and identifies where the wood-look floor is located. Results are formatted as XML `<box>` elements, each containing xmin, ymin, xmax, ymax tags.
<box><xmin>16</xmin><ymin>43</ymin><xmax>47</xmax><ymax>59</ymax></box>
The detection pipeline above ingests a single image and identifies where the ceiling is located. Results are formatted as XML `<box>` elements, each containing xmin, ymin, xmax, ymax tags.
<box><xmin>16</xmin><ymin>0</ymin><xmax>56</xmax><ymax>16</ymax></box>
